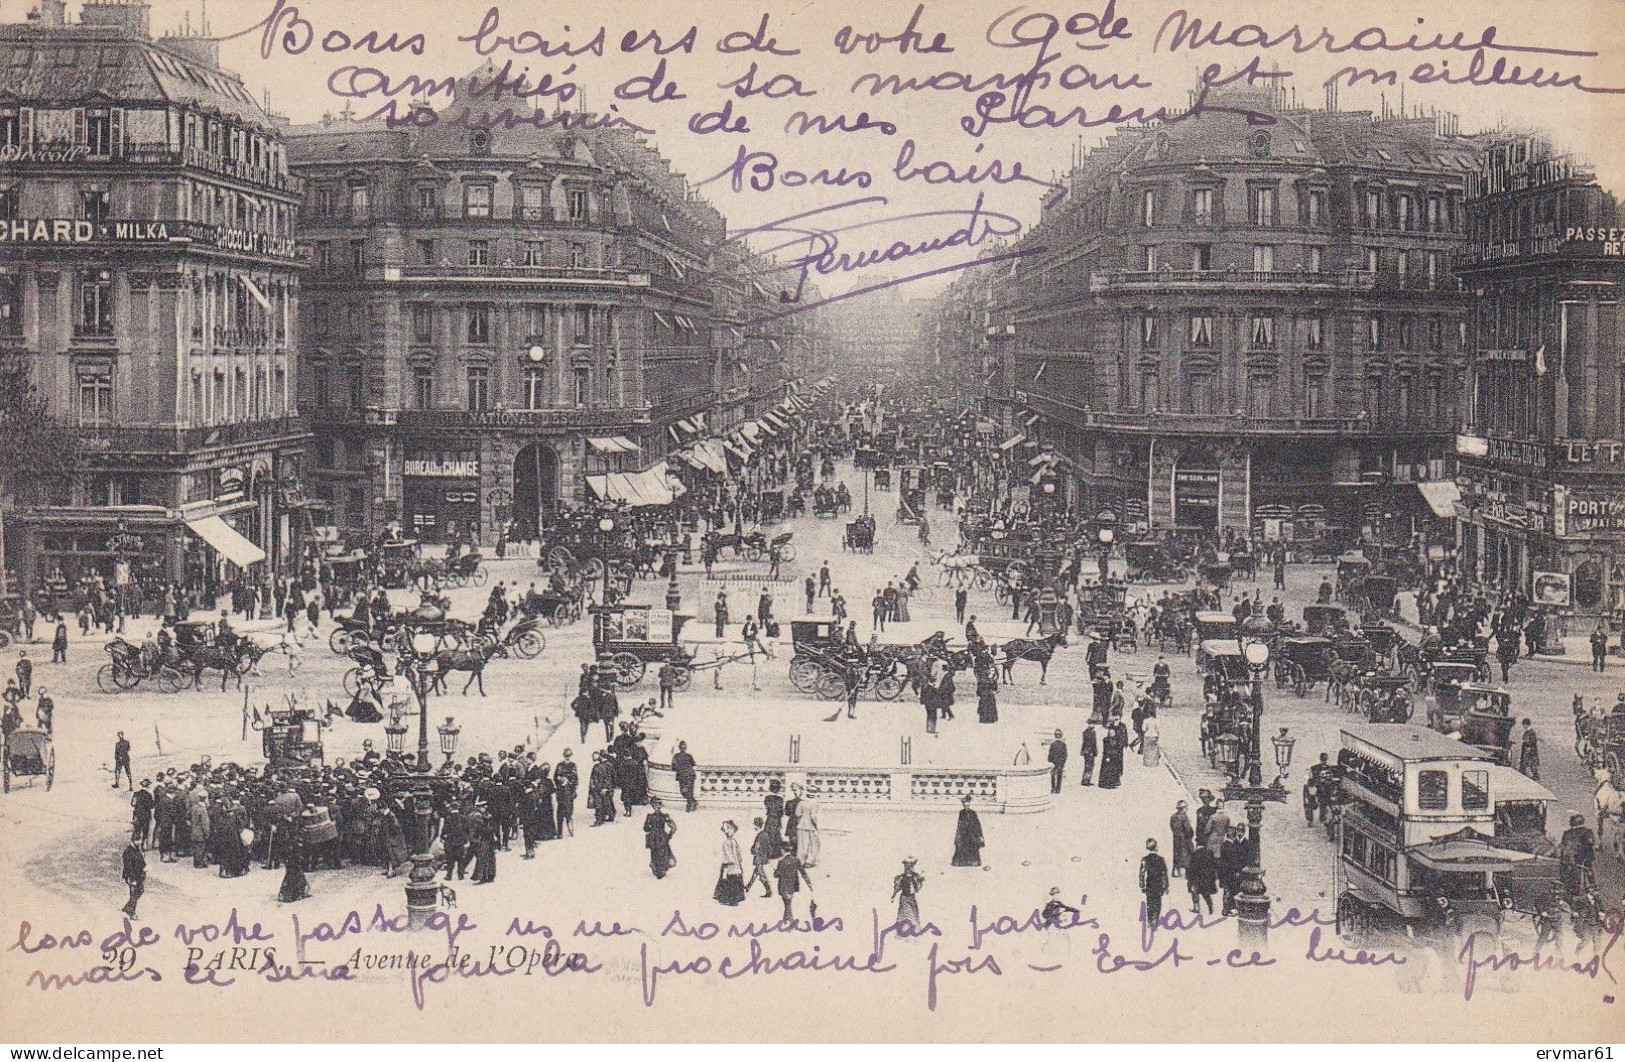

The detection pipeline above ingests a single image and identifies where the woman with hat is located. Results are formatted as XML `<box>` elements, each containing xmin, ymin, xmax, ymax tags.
<box><xmin>379</xmin><ymin>795</ymin><xmax>410</xmax><ymax>878</ymax></box>
<box><xmin>714</xmin><ymin>821</ymin><xmax>746</xmax><ymax>906</ymax></box>
<box><xmin>644</xmin><ymin>798</ymin><xmax>677</xmax><ymax>880</ymax></box>
<box><xmin>892</xmin><ymin>857</ymin><xmax>924</xmax><ymax>929</ymax></box>
<box><xmin>278</xmin><ymin>809</ymin><xmax>311</xmax><ymax>903</ymax></box>
<box><xmin>951</xmin><ymin>794</ymin><xmax>984</xmax><ymax>867</ymax></box>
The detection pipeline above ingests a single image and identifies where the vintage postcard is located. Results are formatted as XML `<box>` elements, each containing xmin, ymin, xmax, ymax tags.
<box><xmin>0</xmin><ymin>0</ymin><xmax>1623</xmax><ymax>1044</ymax></box>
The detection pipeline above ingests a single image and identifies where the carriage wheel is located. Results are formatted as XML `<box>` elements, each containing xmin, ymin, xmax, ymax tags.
<box><xmin>516</xmin><ymin>630</ymin><xmax>545</xmax><ymax>659</ymax></box>
<box><xmin>1607</xmin><ymin>750</ymin><xmax>1623</xmax><ymax>779</ymax></box>
<box><xmin>471</xmin><ymin>567</ymin><xmax>490</xmax><ymax>588</ymax></box>
<box><xmin>744</xmin><ymin>545</ymin><xmax>763</xmax><ymax>562</ymax></box>
<box><xmin>875</xmin><ymin>674</ymin><xmax>905</xmax><ymax>701</ymax></box>
<box><xmin>584</xmin><ymin>557</ymin><xmax>606</xmax><ymax>582</ymax></box>
<box><xmin>994</xmin><ymin>583</ymin><xmax>1009</xmax><ymax>605</ymax></box>
<box><xmin>343</xmin><ymin>667</ymin><xmax>364</xmax><ymax>698</ymax></box>
<box><xmin>329</xmin><ymin>628</ymin><xmax>355</xmax><ymax>656</ymax></box>
<box><xmin>790</xmin><ymin>659</ymin><xmax>822</xmax><ymax>694</ymax></box>
<box><xmin>779</xmin><ymin>543</ymin><xmax>798</xmax><ymax>562</ymax></box>
<box><xmin>97</xmin><ymin>663</ymin><xmax>125</xmax><ymax>695</ymax></box>
<box><xmin>671</xmin><ymin>666</ymin><xmax>693</xmax><ymax>693</ymax></box>
<box><xmin>815</xmin><ymin>670</ymin><xmax>847</xmax><ymax>701</ymax></box>
<box><xmin>972</xmin><ymin>570</ymin><xmax>994</xmax><ymax>591</ymax></box>
<box><xmin>45</xmin><ymin>747</ymin><xmax>54</xmax><ymax>791</ymax></box>
<box><xmin>551</xmin><ymin>603</ymin><xmax>572</xmax><ymax>627</ymax></box>
<box><xmin>612</xmin><ymin>652</ymin><xmax>646</xmax><ymax>686</ymax></box>
<box><xmin>157</xmin><ymin>665</ymin><xmax>187</xmax><ymax>695</ymax></box>
<box><xmin>446</xmin><ymin>572</ymin><xmax>467</xmax><ymax>589</ymax></box>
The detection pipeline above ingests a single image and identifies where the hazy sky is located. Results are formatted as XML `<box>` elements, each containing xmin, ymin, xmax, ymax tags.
<box><xmin>59</xmin><ymin>0</ymin><xmax>1625</xmax><ymax>296</ymax></box>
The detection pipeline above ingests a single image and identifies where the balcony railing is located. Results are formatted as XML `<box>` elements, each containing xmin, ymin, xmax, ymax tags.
<box><xmin>1024</xmin><ymin>395</ymin><xmax>1368</xmax><ymax>435</ymax></box>
<box><xmin>115</xmin><ymin>142</ymin><xmax>305</xmax><ymax>195</ymax></box>
<box><xmin>1090</xmin><ymin>269</ymin><xmax>1377</xmax><ymax>293</ymax></box>
<box><xmin>388</xmin><ymin>264</ymin><xmax>649</xmax><ymax>286</ymax></box>
<box><xmin>77</xmin><ymin>415</ymin><xmax>307</xmax><ymax>455</ymax></box>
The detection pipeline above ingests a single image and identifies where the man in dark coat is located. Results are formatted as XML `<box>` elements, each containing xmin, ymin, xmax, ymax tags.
<box><xmin>589</xmin><ymin>752</ymin><xmax>616</xmax><ymax>825</ymax></box>
<box><xmin>1559</xmin><ymin>813</ymin><xmax>1596</xmax><ymax>896</ymax></box>
<box><xmin>113</xmin><ymin>732</ymin><xmax>133</xmax><ymax>790</ymax></box>
<box><xmin>440</xmin><ymin>803</ymin><xmax>468</xmax><ymax>880</ymax></box>
<box><xmin>951</xmin><ymin>794</ymin><xmax>984</xmax><ymax>867</ymax></box>
<box><xmin>1218</xmin><ymin>829</ymin><xmax>1249</xmax><ymax>915</ymax></box>
<box><xmin>121</xmin><ymin>840</ymin><xmax>146</xmax><ymax>918</ymax></box>
<box><xmin>1079</xmin><ymin>725</ymin><xmax>1098</xmax><ymax>786</ymax></box>
<box><xmin>1047</xmin><ymin>729</ymin><xmax>1068</xmax><ymax>793</ymax></box>
<box><xmin>554</xmin><ymin>750</ymin><xmax>578</xmax><ymax>836</ymax></box>
<box><xmin>1139</xmin><ymin>838</ymin><xmax>1169</xmax><ymax>926</ymax></box>
<box><xmin>643</xmin><ymin>798</ymin><xmax>677</xmax><ymax>879</ymax></box>
<box><xmin>671</xmin><ymin>741</ymin><xmax>698</xmax><ymax>812</ymax></box>
<box><xmin>746</xmin><ymin>817</ymin><xmax>776</xmax><ymax>897</ymax></box>
<box><xmin>130</xmin><ymin>779</ymin><xmax>155</xmax><ymax>848</ymax></box>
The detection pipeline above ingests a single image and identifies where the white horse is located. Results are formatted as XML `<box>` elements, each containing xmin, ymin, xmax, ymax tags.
<box><xmin>1595</xmin><ymin>768</ymin><xmax>1625</xmax><ymax>863</ymax></box>
<box><xmin>241</xmin><ymin>628</ymin><xmax>306</xmax><ymax>677</ymax></box>
<box><xmin>929</xmin><ymin>549</ymin><xmax>980</xmax><ymax>586</ymax></box>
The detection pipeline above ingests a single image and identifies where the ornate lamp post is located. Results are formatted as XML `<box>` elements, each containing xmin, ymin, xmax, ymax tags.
<box><xmin>597</xmin><ymin>516</ymin><xmax>615</xmax><ymax>603</ymax></box>
<box><xmin>384</xmin><ymin>702</ymin><xmax>408</xmax><ymax>758</ymax></box>
<box><xmin>1094</xmin><ymin>509</ymin><xmax>1116</xmax><ymax>583</ymax></box>
<box><xmin>403</xmin><ymin>779</ymin><xmax>439</xmax><ymax>929</ymax></box>
<box><xmin>1226</xmin><ymin>615</ymin><xmax>1286</xmax><ymax>801</ymax></box>
<box><xmin>437</xmin><ymin>715</ymin><xmax>461</xmax><ymax>766</ymax></box>
<box><xmin>406</xmin><ymin>631</ymin><xmax>440</xmax><ymax>772</ymax></box>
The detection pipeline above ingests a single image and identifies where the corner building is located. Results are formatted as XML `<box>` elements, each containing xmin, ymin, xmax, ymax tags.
<box><xmin>0</xmin><ymin>0</ymin><xmax>308</xmax><ymax>602</ymax></box>
<box><xmin>285</xmin><ymin>72</ymin><xmax>739</xmax><ymax>546</ymax></box>
<box><xmin>1001</xmin><ymin>84</ymin><xmax>1487</xmax><ymax>542</ymax></box>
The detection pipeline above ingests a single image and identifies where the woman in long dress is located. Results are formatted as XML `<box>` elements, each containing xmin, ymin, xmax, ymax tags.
<box><xmin>277</xmin><ymin>829</ymin><xmax>308</xmax><ymax>903</ymax></box>
<box><xmin>535</xmin><ymin>768</ymin><xmax>558</xmax><ymax>841</ymax></box>
<box><xmin>469</xmin><ymin>810</ymin><xmax>497</xmax><ymax>884</ymax></box>
<box><xmin>893</xmin><ymin>858</ymin><xmax>924</xmax><ymax>928</ymax></box>
<box><xmin>950</xmin><ymin>796</ymin><xmax>984</xmax><ymax>867</ymax></box>
<box><xmin>1169</xmin><ymin>800</ymin><xmax>1194</xmax><ymax>879</ymax></box>
<box><xmin>1098</xmin><ymin>724</ymin><xmax>1124</xmax><ymax>789</ymax></box>
<box><xmin>796</xmin><ymin>789</ymin><xmax>821</xmax><ymax>868</ymax></box>
<box><xmin>1140</xmin><ymin>710</ymin><xmax>1162</xmax><ymax>768</ymax></box>
<box><xmin>976</xmin><ymin>666</ymin><xmax>999</xmax><ymax>724</ymax></box>
<box><xmin>714</xmin><ymin>821</ymin><xmax>747</xmax><ymax>906</ymax></box>
<box><xmin>380</xmin><ymin>803</ymin><xmax>410</xmax><ymax>878</ymax></box>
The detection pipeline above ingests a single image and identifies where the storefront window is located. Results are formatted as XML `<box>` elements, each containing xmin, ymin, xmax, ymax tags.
<box><xmin>1574</xmin><ymin>558</ymin><xmax>1604</xmax><ymax>608</ymax></box>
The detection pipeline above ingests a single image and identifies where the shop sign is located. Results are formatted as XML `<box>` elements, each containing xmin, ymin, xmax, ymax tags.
<box><xmin>404</xmin><ymin>451</ymin><xmax>480</xmax><ymax>478</ymax></box>
<box><xmin>1484</xmin><ymin>437</ymin><xmax>1548</xmax><ymax>469</ymax></box>
<box><xmin>1553</xmin><ymin>485</ymin><xmax>1625</xmax><ymax>537</ymax></box>
<box><xmin>1531</xmin><ymin>571</ymin><xmax>1571</xmax><ymax>607</ymax></box>
<box><xmin>0</xmin><ymin>143</ymin><xmax>90</xmax><ymax>163</ymax></box>
<box><xmin>0</xmin><ymin>218</ymin><xmax>175</xmax><ymax>245</ymax></box>
<box><xmin>1558</xmin><ymin>439</ymin><xmax>1625</xmax><ymax>470</ymax></box>
<box><xmin>1565</xmin><ymin>227</ymin><xmax>1625</xmax><ymax>256</ymax></box>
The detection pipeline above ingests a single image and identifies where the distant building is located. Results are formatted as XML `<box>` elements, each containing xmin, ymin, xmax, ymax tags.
<box><xmin>284</xmin><ymin>72</ymin><xmax>792</xmax><ymax>544</ymax></box>
<box><xmin>1455</xmin><ymin>137</ymin><xmax>1625</xmax><ymax>614</ymax></box>
<box><xmin>959</xmin><ymin>82</ymin><xmax>1487</xmax><ymax>543</ymax></box>
<box><xmin>0</xmin><ymin>0</ymin><xmax>308</xmax><ymax>601</ymax></box>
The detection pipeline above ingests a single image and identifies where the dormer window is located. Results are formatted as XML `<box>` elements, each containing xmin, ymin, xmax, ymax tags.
<box><xmin>464</xmin><ymin>183</ymin><xmax>492</xmax><ymax>218</ymax></box>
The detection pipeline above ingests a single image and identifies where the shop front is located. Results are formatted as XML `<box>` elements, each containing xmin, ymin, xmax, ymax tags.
<box><xmin>1552</xmin><ymin>483</ymin><xmax>1625</xmax><ymax>618</ymax></box>
<box><xmin>403</xmin><ymin>448</ymin><xmax>482</xmax><ymax>543</ymax></box>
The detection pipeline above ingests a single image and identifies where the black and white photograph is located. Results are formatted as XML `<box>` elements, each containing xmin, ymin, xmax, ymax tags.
<box><xmin>0</xmin><ymin>0</ymin><xmax>1621</xmax><ymax>1045</ymax></box>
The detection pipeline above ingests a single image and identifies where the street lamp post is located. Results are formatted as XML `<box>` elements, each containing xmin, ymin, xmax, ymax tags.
<box><xmin>598</xmin><ymin>516</ymin><xmax>615</xmax><ymax>604</ymax></box>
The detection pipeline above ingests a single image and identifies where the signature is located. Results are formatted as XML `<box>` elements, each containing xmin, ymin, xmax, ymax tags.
<box><xmin>729</xmin><ymin>193</ymin><xmax>1034</xmax><ymax>322</ymax></box>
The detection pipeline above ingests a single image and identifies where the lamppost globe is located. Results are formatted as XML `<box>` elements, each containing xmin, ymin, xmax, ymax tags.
<box><xmin>1097</xmin><ymin>526</ymin><xmax>1114</xmax><ymax>547</ymax></box>
<box><xmin>1242</xmin><ymin>638</ymin><xmax>1271</xmax><ymax>671</ymax></box>
<box><xmin>410</xmin><ymin>631</ymin><xmax>439</xmax><ymax>658</ymax></box>
<box><xmin>598</xmin><ymin>517</ymin><xmax>615</xmax><ymax>534</ymax></box>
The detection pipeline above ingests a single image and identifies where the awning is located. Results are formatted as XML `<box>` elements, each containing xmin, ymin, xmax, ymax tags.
<box><xmin>999</xmin><ymin>435</ymin><xmax>1027</xmax><ymax>451</ymax></box>
<box><xmin>755</xmin><ymin>418</ymin><xmax>780</xmax><ymax>437</ymax></box>
<box><xmin>585</xmin><ymin>474</ymin><xmax>610</xmax><ymax>500</ymax></box>
<box><xmin>1407</xmin><ymin>831</ymin><xmax>1538</xmax><ymax>873</ymax></box>
<box><xmin>762</xmin><ymin>411</ymin><xmax>789</xmax><ymax>430</ymax></box>
<box><xmin>739</xmin><ymin>422</ymin><xmax>762</xmax><ymax>441</ymax></box>
<box><xmin>690</xmin><ymin>441</ymin><xmax>728</xmax><ymax>474</ymax></box>
<box><xmin>1489</xmin><ymin>764</ymin><xmax>1558</xmax><ymax>804</ymax></box>
<box><xmin>588</xmin><ymin>436</ymin><xmax>636</xmax><ymax>454</ymax></box>
<box><xmin>610</xmin><ymin>436</ymin><xmax>640</xmax><ymax>453</ymax></box>
<box><xmin>239</xmin><ymin>275</ymin><xmax>271</xmax><ymax>311</ymax></box>
<box><xmin>186</xmin><ymin>516</ymin><xmax>266</xmax><ymax>567</ymax></box>
<box><xmin>1417</xmin><ymin>480</ymin><xmax>1462</xmax><ymax>519</ymax></box>
<box><xmin>1029</xmin><ymin>451</ymin><xmax>1059</xmax><ymax>467</ymax></box>
<box><xmin>723</xmin><ymin>441</ymin><xmax>751</xmax><ymax>462</ymax></box>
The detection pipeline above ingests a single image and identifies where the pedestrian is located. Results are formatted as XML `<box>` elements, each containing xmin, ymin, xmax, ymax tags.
<box><xmin>51</xmin><ymin>621</ymin><xmax>68</xmax><ymax>664</ymax></box>
<box><xmin>1170</xmin><ymin>800</ymin><xmax>1194</xmax><ymax>878</ymax></box>
<box><xmin>892</xmin><ymin>857</ymin><xmax>924</xmax><ymax>930</ymax></box>
<box><xmin>1518</xmin><ymin>718</ymin><xmax>1540</xmax><ymax>780</ymax></box>
<box><xmin>34</xmin><ymin>688</ymin><xmax>53</xmax><ymax>733</ymax></box>
<box><xmin>121</xmin><ymin>839</ymin><xmax>146</xmax><ymax>919</ymax></box>
<box><xmin>113</xmin><ymin>731</ymin><xmax>133</xmax><ymax>789</ymax></box>
<box><xmin>746</xmin><ymin>817</ymin><xmax>775</xmax><ymax>897</ymax></box>
<box><xmin>643</xmin><ymin>798</ymin><xmax>677</xmax><ymax>880</ymax></box>
<box><xmin>1140</xmin><ymin>838</ymin><xmax>1169</xmax><ymax>926</ymax></box>
<box><xmin>15</xmin><ymin>651</ymin><xmax>31</xmax><ymax>698</ymax></box>
<box><xmin>786</xmin><ymin>784</ymin><xmax>816</xmax><ymax>870</ymax></box>
<box><xmin>818</xmin><ymin>562</ymin><xmax>831</xmax><ymax>598</ymax></box>
<box><xmin>1188</xmin><ymin>842</ymin><xmax>1218</xmax><ymax>914</ymax></box>
<box><xmin>714</xmin><ymin>590</ymin><xmax>729</xmax><ymax>639</ymax></box>
<box><xmin>1204</xmin><ymin>799</ymin><xmax>1232</xmax><ymax>855</ymax></box>
<box><xmin>555</xmin><ymin>748</ymin><xmax>578</xmax><ymax>837</ymax></box>
<box><xmin>805</xmin><ymin>574</ymin><xmax>816</xmax><ymax>613</ymax></box>
<box><xmin>572</xmin><ymin>687</ymin><xmax>596</xmax><ymax>745</ymax></box>
<box><xmin>131</xmin><ymin>778</ymin><xmax>154</xmax><ymax>846</ymax></box>
<box><xmin>1047</xmin><ymin>728</ymin><xmax>1068</xmax><ymax>793</ymax></box>
<box><xmin>871</xmin><ymin>591</ymin><xmax>886</xmax><ymax>633</ymax></box>
<box><xmin>954</xmin><ymin>587</ymin><xmax>968</xmax><ymax>625</ymax></box>
<box><xmin>763</xmin><ymin>782</ymin><xmax>786</xmax><ymax>859</ymax></box>
<box><xmin>1592</xmin><ymin>625</ymin><xmax>1609</xmax><ymax>672</ymax></box>
<box><xmin>1219</xmin><ymin>826</ymin><xmax>1249</xmax><ymax>914</ymax></box>
<box><xmin>714</xmin><ymin>821</ymin><xmax>746</xmax><ymax>906</ymax></box>
<box><xmin>672</xmin><ymin>741</ymin><xmax>699</xmax><ymax>812</ymax></box>
<box><xmin>950</xmin><ymin>794</ymin><xmax>984</xmax><ymax>867</ymax></box>
<box><xmin>1079</xmin><ymin>723</ymin><xmax>1098</xmax><ymax>786</ymax></box>
<box><xmin>657</xmin><ymin>661</ymin><xmax>678</xmax><ymax>711</ymax></box>
<box><xmin>773</xmin><ymin>849</ymin><xmax>813</xmax><ymax>922</ymax></box>
<box><xmin>1140</xmin><ymin>709</ymin><xmax>1162</xmax><ymax>768</ymax></box>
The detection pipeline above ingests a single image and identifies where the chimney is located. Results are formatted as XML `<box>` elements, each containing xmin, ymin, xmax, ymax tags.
<box><xmin>81</xmin><ymin>1</ymin><xmax>153</xmax><ymax>38</ymax></box>
<box><xmin>28</xmin><ymin>0</ymin><xmax>68</xmax><ymax>26</ymax></box>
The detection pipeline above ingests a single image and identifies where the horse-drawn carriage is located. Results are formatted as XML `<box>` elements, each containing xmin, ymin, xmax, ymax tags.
<box><xmin>375</xmin><ymin>539</ymin><xmax>421</xmax><ymax>589</ymax></box>
<box><xmin>932</xmin><ymin>462</ymin><xmax>956</xmax><ymax>508</ymax></box>
<box><xmin>786</xmin><ymin>618</ymin><xmax>907</xmax><ymax>701</ymax></box>
<box><xmin>1197</xmin><ymin>558</ymin><xmax>1233</xmax><ymax>590</ymax></box>
<box><xmin>1193</xmin><ymin>611</ymin><xmax>1238</xmax><ymax>644</ymax></box>
<box><xmin>593</xmin><ymin>605</ymin><xmax>696</xmax><ymax>690</ymax></box>
<box><xmin>1303</xmin><ymin>604</ymin><xmax>1351</xmax><ymax>638</ymax></box>
<box><xmin>1077</xmin><ymin>583</ymin><xmax>1136</xmax><ymax>652</ymax></box>
<box><xmin>1124</xmin><ymin>541</ymin><xmax>1190</xmax><ymax>584</ymax></box>
<box><xmin>2</xmin><ymin>727</ymin><xmax>54</xmax><ymax>792</ymax></box>
<box><xmin>1577</xmin><ymin>711</ymin><xmax>1625</xmax><ymax>777</ymax></box>
<box><xmin>1274</xmin><ymin>635</ymin><xmax>1336</xmax><ymax>698</ymax></box>
<box><xmin>844</xmin><ymin>516</ymin><xmax>876</xmax><ymax>553</ymax></box>
<box><xmin>1197</xmin><ymin>639</ymin><xmax>1251</xmax><ymax>686</ymax></box>
<box><xmin>1345</xmin><ymin>672</ymin><xmax>1414</xmax><ymax>723</ymax></box>
<box><xmin>97</xmin><ymin>636</ymin><xmax>186</xmax><ymax>694</ymax></box>
<box><xmin>897</xmin><ymin>466</ymin><xmax>929</xmax><ymax>524</ymax></box>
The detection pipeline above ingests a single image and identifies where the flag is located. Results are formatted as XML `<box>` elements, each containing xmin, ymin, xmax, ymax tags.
<box><xmin>1534</xmin><ymin>345</ymin><xmax>1547</xmax><ymax>376</ymax></box>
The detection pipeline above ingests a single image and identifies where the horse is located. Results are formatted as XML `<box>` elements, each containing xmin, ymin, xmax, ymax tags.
<box><xmin>185</xmin><ymin>641</ymin><xmax>265</xmax><ymax>691</ymax></box>
<box><xmin>240</xmin><ymin>629</ymin><xmax>305</xmax><ymax>677</ymax></box>
<box><xmin>998</xmin><ymin>631</ymin><xmax>1069</xmax><ymax>685</ymax></box>
<box><xmin>1595</xmin><ymin>769</ymin><xmax>1625</xmax><ymax>864</ymax></box>
<box><xmin>430</xmin><ymin>639</ymin><xmax>508</xmax><ymax>696</ymax></box>
<box><xmin>929</xmin><ymin>549</ymin><xmax>980</xmax><ymax>587</ymax></box>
